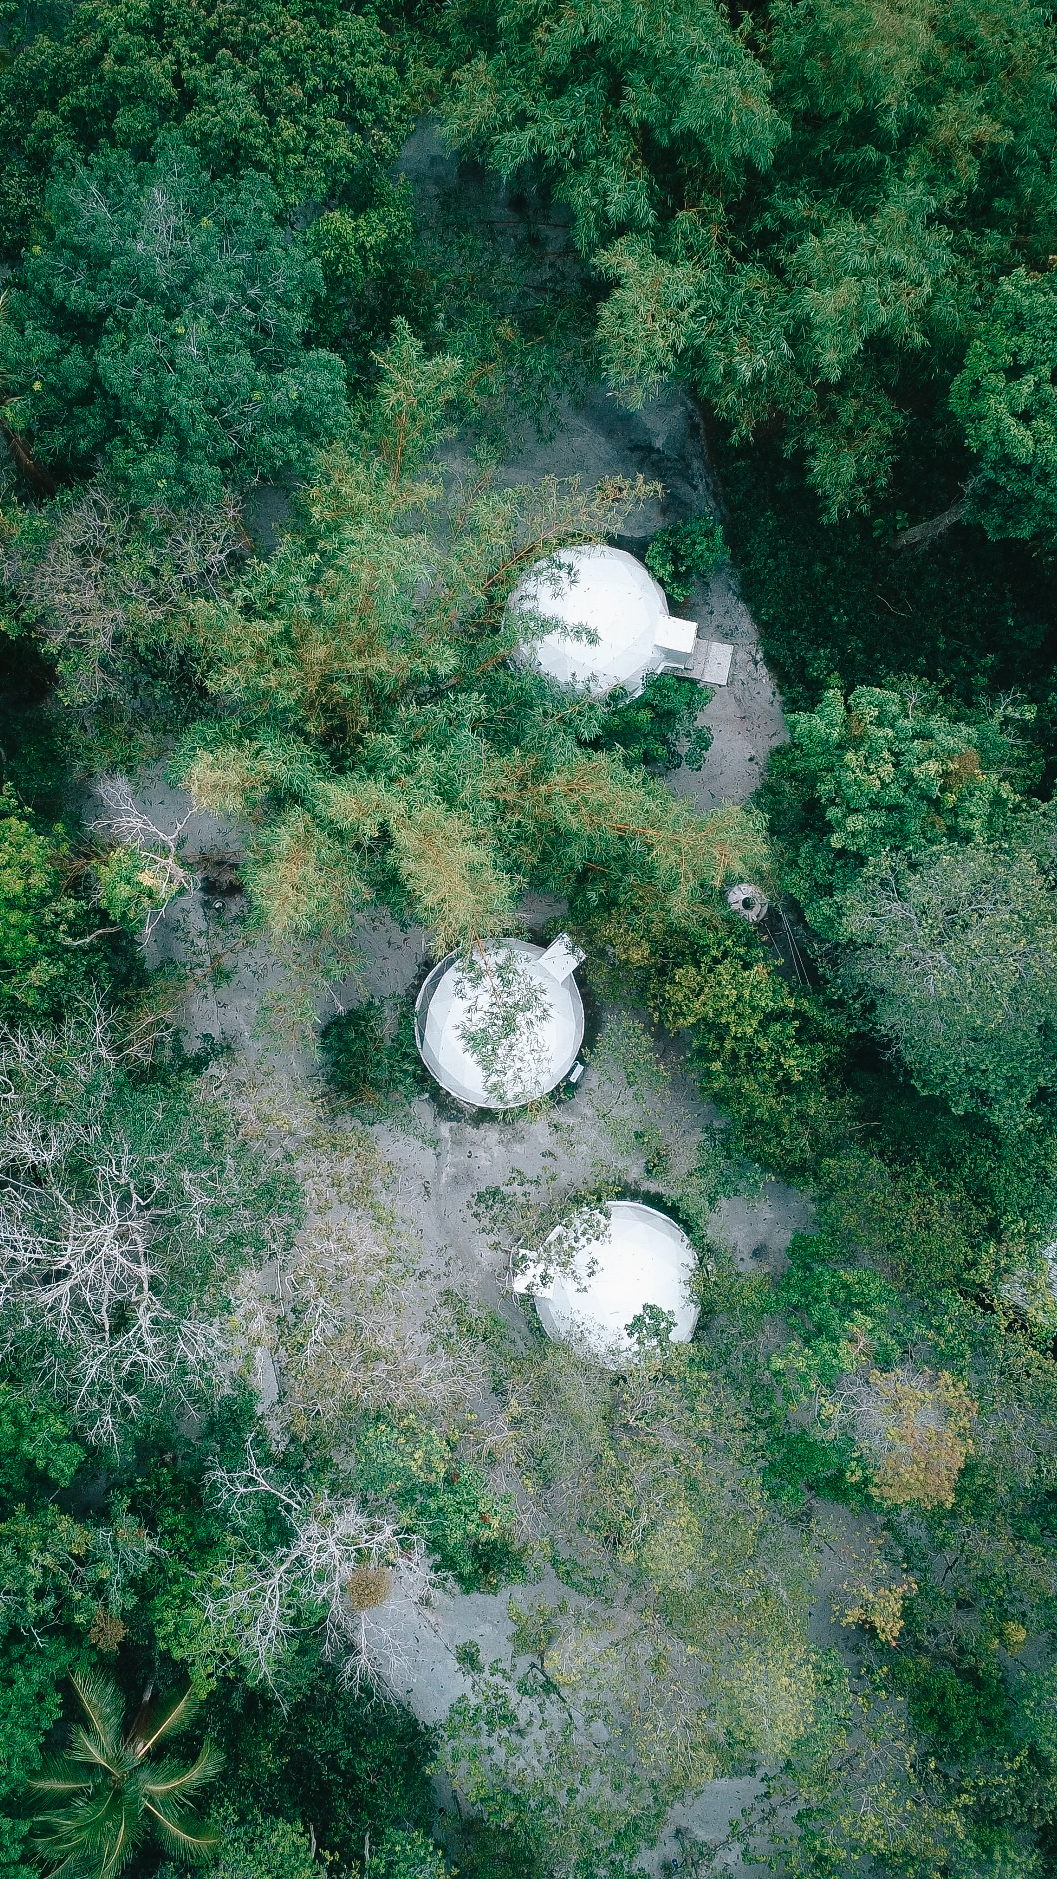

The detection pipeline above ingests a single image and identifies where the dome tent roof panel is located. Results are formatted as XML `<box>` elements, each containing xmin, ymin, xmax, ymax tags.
<box><xmin>518</xmin><ymin>1200</ymin><xmax>699</xmax><ymax>1364</ymax></box>
<box><xmin>510</xmin><ymin>544</ymin><xmax>670</xmax><ymax>696</ymax></box>
<box><xmin>415</xmin><ymin>939</ymin><xmax>584</xmax><ymax>1109</ymax></box>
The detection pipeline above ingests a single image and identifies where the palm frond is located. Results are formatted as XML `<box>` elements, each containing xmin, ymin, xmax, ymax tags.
<box><xmin>31</xmin><ymin>1786</ymin><xmax>139</xmax><ymax>1879</ymax></box>
<box><xmin>141</xmin><ymin>1800</ymin><xmax>219</xmax><ymax>1863</ymax></box>
<box><xmin>26</xmin><ymin>1756</ymin><xmax>92</xmax><ymax>1798</ymax></box>
<box><xmin>70</xmin><ymin>1671</ymin><xmax>125</xmax><ymax>1755</ymax></box>
<box><xmin>67</xmin><ymin>1726</ymin><xmax>125</xmax><ymax>1777</ymax></box>
<box><xmin>131</xmin><ymin>1685</ymin><xmax>199</xmax><ymax>1758</ymax></box>
<box><xmin>143</xmin><ymin>1745</ymin><xmax>223</xmax><ymax>1801</ymax></box>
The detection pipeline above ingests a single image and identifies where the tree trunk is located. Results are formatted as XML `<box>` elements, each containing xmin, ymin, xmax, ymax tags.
<box><xmin>0</xmin><ymin>416</ymin><xmax>57</xmax><ymax>495</ymax></box>
<box><xmin>891</xmin><ymin>481</ymin><xmax>979</xmax><ymax>550</ymax></box>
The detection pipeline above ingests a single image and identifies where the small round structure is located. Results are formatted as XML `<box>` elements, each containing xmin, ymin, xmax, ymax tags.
<box><xmin>516</xmin><ymin>1200</ymin><xmax>699</xmax><ymax>1365</ymax></box>
<box><xmin>726</xmin><ymin>882</ymin><xmax>769</xmax><ymax>924</ymax></box>
<box><xmin>509</xmin><ymin>544</ymin><xmax>672</xmax><ymax>698</ymax></box>
<box><xmin>415</xmin><ymin>939</ymin><xmax>584</xmax><ymax>1110</ymax></box>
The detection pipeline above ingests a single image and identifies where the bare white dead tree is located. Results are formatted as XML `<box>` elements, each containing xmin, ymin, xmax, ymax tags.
<box><xmin>205</xmin><ymin>1444</ymin><xmax>431</xmax><ymax>1694</ymax></box>
<box><xmin>0</xmin><ymin>479</ymin><xmax>246</xmax><ymax>709</ymax></box>
<box><xmin>92</xmin><ymin>777</ymin><xmax>198</xmax><ymax>937</ymax></box>
<box><xmin>0</xmin><ymin>1012</ymin><xmax>286</xmax><ymax>1445</ymax></box>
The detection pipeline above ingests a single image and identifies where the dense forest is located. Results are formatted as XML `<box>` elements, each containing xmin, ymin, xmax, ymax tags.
<box><xmin>3</xmin><ymin>0</ymin><xmax>1057</xmax><ymax>1875</ymax></box>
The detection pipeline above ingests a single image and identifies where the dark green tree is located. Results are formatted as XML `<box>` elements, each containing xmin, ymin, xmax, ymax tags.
<box><xmin>0</xmin><ymin>0</ymin><xmax>410</xmax><ymax>257</ymax></box>
<box><xmin>444</xmin><ymin>0</ymin><xmax>1057</xmax><ymax>519</ymax></box>
<box><xmin>0</xmin><ymin>143</ymin><xmax>348</xmax><ymax>503</ymax></box>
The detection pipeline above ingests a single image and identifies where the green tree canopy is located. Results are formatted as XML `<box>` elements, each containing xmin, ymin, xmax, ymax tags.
<box><xmin>950</xmin><ymin>268</ymin><xmax>1057</xmax><ymax>542</ymax></box>
<box><xmin>839</xmin><ymin>840</ymin><xmax>1057</xmax><ymax>1122</ymax></box>
<box><xmin>0</xmin><ymin>0</ymin><xmax>410</xmax><ymax>254</ymax></box>
<box><xmin>770</xmin><ymin>685</ymin><xmax>1033</xmax><ymax>940</ymax></box>
<box><xmin>0</xmin><ymin>143</ymin><xmax>348</xmax><ymax>503</ymax></box>
<box><xmin>445</xmin><ymin>0</ymin><xmax>1057</xmax><ymax>518</ymax></box>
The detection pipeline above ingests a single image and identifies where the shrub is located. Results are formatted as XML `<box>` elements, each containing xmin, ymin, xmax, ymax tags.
<box><xmin>645</xmin><ymin>516</ymin><xmax>726</xmax><ymax>604</ymax></box>
<box><xmin>318</xmin><ymin>999</ymin><xmax>423</xmax><ymax>1112</ymax></box>
<box><xmin>589</xmin><ymin>671</ymin><xmax>712</xmax><ymax>770</ymax></box>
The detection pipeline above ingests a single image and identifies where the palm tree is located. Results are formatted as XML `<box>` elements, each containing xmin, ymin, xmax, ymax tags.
<box><xmin>29</xmin><ymin>1671</ymin><xmax>222</xmax><ymax>1879</ymax></box>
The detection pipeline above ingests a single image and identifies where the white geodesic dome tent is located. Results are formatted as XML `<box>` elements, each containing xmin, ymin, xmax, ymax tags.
<box><xmin>513</xmin><ymin>1200</ymin><xmax>699</xmax><ymax>1364</ymax></box>
<box><xmin>414</xmin><ymin>937</ymin><xmax>585</xmax><ymax>1109</ymax></box>
<box><xmin>509</xmin><ymin>544</ymin><xmax>699</xmax><ymax>698</ymax></box>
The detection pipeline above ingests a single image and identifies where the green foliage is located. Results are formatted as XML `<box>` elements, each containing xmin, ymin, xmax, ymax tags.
<box><xmin>446</xmin><ymin>0</ymin><xmax>1057</xmax><ymax>517</ymax></box>
<box><xmin>0</xmin><ymin>0</ymin><xmax>410</xmax><ymax>254</ymax></box>
<box><xmin>839</xmin><ymin>840</ymin><xmax>1057</xmax><ymax>1123</ymax></box>
<box><xmin>580</xmin><ymin>899</ymin><xmax>847</xmax><ymax>1173</ymax></box>
<box><xmin>93</xmin><ymin>847</ymin><xmax>172</xmax><ymax>932</ymax></box>
<box><xmin>174</xmin><ymin>324</ymin><xmax>767</xmax><ymax>951</ymax></box>
<box><xmin>0</xmin><ymin>1387</ymin><xmax>155</xmax><ymax>1879</ymax></box>
<box><xmin>0</xmin><ymin>480</ymin><xmax>246</xmax><ymax>723</ymax></box>
<box><xmin>348</xmin><ymin>1417</ymin><xmax>524</xmax><ymax>1591</ymax></box>
<box><xmin>0</xmin><ymin>783</ymin><xmax>141</xmax><ymax>1018</ymax></box>
<box><xmin>644</xmin><ymin>517</ymin><xmax>725</xmax><ymax>605</ymax></box>
<box><xmin>30</xmin><ymin>1672</ymin><xmax>222</xmax><ymax>1879</ymax></box>
<box><xmin>208</xmin><ymin>1808</ymin><xmax>316</xmax><ymax>1879</ymax></box>
<box><xmin>0</xmin><ymin>143</ymin><xmax>347</xmax><ymax>503</ymax></box>
<box><xmin>776</xmin><ymin>1233</ymin><xmax>906</xmax><ymax>1379</ymax></box>
<box><xmin>444</xmin><ymin>1820</ymin><xmax>545</xmax><ymax>1879</ymax></box>
<box><xmin>366</xmin><ymin>1829</ymin><xmax>451</xmax><ymax>1879</ymax></box>
<box><xmin>769</xmin><ymin>684</ymin><xmax>1031</xmax><ymax>940</ymax></box>
<box><xmin>319</xmin><ymin>998</ymin><xmax>424</xmax><ymax>1112</ymax></box>
<box><xmin>444</xmin><ymin>0</ymin><xmax>780</xmax><ymax>257</ymax></box>
<box><xmin>886</xmin><ymin>1653</ymin><xmax>1012</xmax><ymax>1757</ymax></box>
<box><xmin>0</xmin><ymin>1384</ymin><xmax>83</xmax><ymax>1498</ymax></box>
<box><xmin>951</xmin><ymin>269</ymin><xmax>1057</xmax><ymax>543</ymax></box>
<box><xmin>587</xmin><ymin>672</ymin><xmax>712</xmax><ymax>771</ymax></box>
<box><xmin>762</xmin><ymin>1426</ymin><xmax>866</xmax><ymax>1510</ymax></box>
<box><xmin>0</xmin><ymin>795</ymin><xmax>88</xmax><ymax>1017</ymax></box>
<box><xmin>205</xmin><ymin>1672</ymin><xmax>436</xmax><ymax>1873</ymax></box>
<box><xmin>767</xmin><ymin>684</ymin><xmax>1057</xmax><ymax>1122</ymax></box>
<box><xmin>716</xmin><ymin>431</ymin><xmax>1057</xmax><ymax>715</ymax></box>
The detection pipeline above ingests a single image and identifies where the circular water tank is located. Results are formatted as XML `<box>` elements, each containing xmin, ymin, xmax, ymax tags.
<box><xmin>519</xmin><ymin>1200</ymin><xmax>699</xmax><ymax>1364</ymax></box>
<box><xmin>415</xmin><ymin>940</ymin><xmax>584</xmax><ymax>1109</ymax></box>
<box><xmin>509</xmin><ymin>544</ymin><xmax>670</xmax><ymax>697</ymax></box>
<box><xmin>726</xmin><ymin>883</ymin><xmax>769</xmax><ymax>924</ymax></box>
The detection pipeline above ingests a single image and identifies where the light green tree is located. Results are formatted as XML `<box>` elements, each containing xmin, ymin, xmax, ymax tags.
<box><xmin>773</xmin><ymin>685</ymin><xmax>1032</xmax><ymax>940</ymax></box>
<box><xmin>838</xmin><ymin>840</ymin><xmax>1057</xmax><ymax>1123</ymax></box>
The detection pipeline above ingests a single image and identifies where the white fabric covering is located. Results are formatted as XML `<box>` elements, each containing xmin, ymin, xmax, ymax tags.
<box><xmin>516</xmin><ymin>1200</ymin><xmax>699</xmax><ymax>1363</ymax></box>
<box><xmin>510</xmin><ymin>544</ymin><xmax>679</xmax><ymax>698</ymax></box>
<box><xmin>415</xmin><ymin>940</ymin><xmax>584</xmax><ymax>1109</ymax></box>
